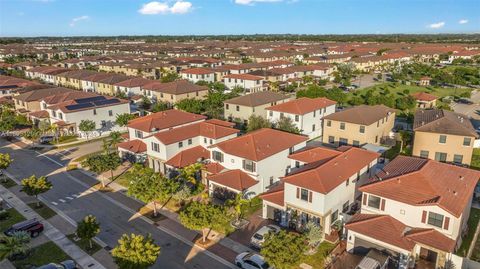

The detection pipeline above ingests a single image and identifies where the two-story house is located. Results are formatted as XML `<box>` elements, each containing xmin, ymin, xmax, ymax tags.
<box><xmin>207</xmin><ymin>128</ymin><xmax>308</xmax><ymax>199</ymax></box>
<box><xmin>346</xmin><ymin>155</ymin><xmax>480</xmax><ymax>269</ymax></box>
<box><xmin>261</xmin><ymin>146</ymin><xmax>379</xmax><ymax>237</ymax></box>
<box><xmin>180</xmin><ymin>68</ymin><xmax>215</xmax><ymax>83</ymax></box>
<box><xmin>224</xmin><ymin>91</ymin><xmax>290</xmax><ymax>124</ymax></box>
<box><xmin>266</xmin><ymin>97</ymin><xmax>337</xmax><ymax>139</ymax></box>
<box><xmin>412</xmin><ymin>109</ymin><xmax>478</xmax><ymax>165</ymax></box>
<box><xmin>322</xmin><ymin>105</ymin><xmax>396</xmax><ymax>147</ymax></box>
<box><xmin>222</xmin><ymin>74</ymin><xmax>265</xmax><ymax>93</ymax></box>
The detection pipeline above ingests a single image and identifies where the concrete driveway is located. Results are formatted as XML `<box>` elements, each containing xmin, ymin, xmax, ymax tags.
<box><xmin>452</xmin><ymin>90</ymin><xmax>480</xmax><ymax>128</ymax></box>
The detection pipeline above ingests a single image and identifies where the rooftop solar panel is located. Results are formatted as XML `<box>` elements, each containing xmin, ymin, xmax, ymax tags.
<box><xmin>65</xmin><ymin>103</ymin><xmax>94</xmax><ymax>111</ymax></box>
<box><xmin>93</xmin><ymin>99</ymin><xmax>121</xmax><ymax>106</ymax></box>
<box><xmin>76</xmin><ymin>96</ymin><xmax>106</xmax><ymax>103</ymax></box>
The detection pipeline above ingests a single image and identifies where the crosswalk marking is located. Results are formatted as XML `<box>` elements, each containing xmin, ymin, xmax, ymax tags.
<box><xmin>51</xmin><ymin>201</ymin><xmax>58</xmax><ymax>205</ymax></box>
<box><xmin>59</xmin><ymin>199</ymin><xmax>66</xmax><ymax>203</ymax></box>
<box><xmin>66</xmin><ymin>196</ymin><xmax>74</xmax><ymax>200</ymax></box>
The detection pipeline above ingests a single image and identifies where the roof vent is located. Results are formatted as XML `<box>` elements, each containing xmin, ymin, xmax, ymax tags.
<box><xmin>459</xmin><ymin>175</ymin><xmax>464</xmax><ymax>180</ymax></box>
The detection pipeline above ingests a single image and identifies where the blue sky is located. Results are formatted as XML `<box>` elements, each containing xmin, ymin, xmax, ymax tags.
<box><xmin>0</xmin><ymin>0</ymin><xmax>479</xmax><ymax>37</ymax></box>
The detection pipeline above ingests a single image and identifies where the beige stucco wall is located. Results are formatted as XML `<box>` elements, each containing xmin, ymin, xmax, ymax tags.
<box><xmin>151</xmin><ymin>89</ymin><xmax>208</xmax><ymax>104</ymax></box>
<box><xmin>224</xmin><ymin>99</ymin><xmax>289</xmax><ymax>122</ymax></box>
<box><xmin>322</xmin><ymin>113</ymin><xmax>395</xmax><ymax>146</ymax></box>
<box><xmin>412</xmin><ymin>131</ymin><xmax>474</xmax><ymax>165</ymax></box>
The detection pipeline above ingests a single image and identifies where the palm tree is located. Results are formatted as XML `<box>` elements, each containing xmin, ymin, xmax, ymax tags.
<box><xmin>0</xmin><ymin>231</ymin><xmax>31</xmax><ymax>260</ymax></box>
<box><xmin>225</xmin><ymin>193</ymin><xmax>249</xmax><ymax>222</ymax></box>
<box><xmin>109</xmin><ymin>131</ymin><xmax>122</xmax><ymax>152</ymax></box>
<box><xmin>177</xmin><ymin>163</ymin><xmax>203</xmax><ymax>185</ymax></box>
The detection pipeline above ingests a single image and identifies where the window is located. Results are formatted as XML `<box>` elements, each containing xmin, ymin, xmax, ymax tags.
<box><xmin>331</xmin><ymin>210</ymin><xmax>338</xmax><ymax>223</ymax></box>
<box><xmin>367</xmin><ymin>195</ymin><xmax>381</xmax><ymax>209</ymax></box>
<box><xmin>328</xmin><ymin>136</ymin><xmax>335</xmax><ymax>144</ymax></box>
<box><xmin>339</xmin><ymin>138</ymin><xmax>348</xmax><ymax>146</ymax></box>
<box><xmin>463</xmin><ymin>137</ymin><xmax>471</xmax><ymax>146</ymax></box>
<box><xmin>300</xmin><ymin>189</ymin><xmax>309</xmax><ymax>201</ymax></box>
<box><xmin>289</xmin><ymin>147</ymin><xmax>294</xmax><ymax>154</ymax></box>
<box><xmin>342</xmin><ymin>201</ymin><xmax>350</xmax><ymax>213</ymax></box>
<box><xmin>204</xmin><ymin>137</ymin><xmax>207</xmax><ymax>144</ymax></box>
<box><xmin>178</xmin><ymin>141</ymin><xmax>183</xmax><ymax>148</ymax></box>
<box><xmin>225</xmin><ymin>104</ymin><xmax>229</xmax><ymax>110</ymax></box>
<box><xmin>435</xmin><ymin>152</ymin><xmax>447</xmax><ymax>162</ymax></box>
<box><xmin>340</xmin><ymin>122</ymin><xmax>345</xmax><ymax>130</ymax></box>
<box><xmin>210</xmin><ymin>139</ymin><xmax>213</xmax><ymax>144</ymax></box>
<box><xmin>243</xmin><ymin>159</ymin><xmax>256</xmax><ymax>172</ymax></box>
<box><xmin>295</xmin><ymin>161</ymin><xmax>300</xmax><ymax>168</ymax></box>
<box><xmin>352</xmin><ymin>140</ymin><xmax>360</xmax><ymax>147</ymax></box>
<box><xmin>135</xmin><ymin>130</ymin><xmax>143</xmax><ymax>138</ymax></box>
<box><xmin>58</xmin><ymin>113</ymin><xmax>63</xmax><ymax>120</ymax></box>
<box><xmin>269</xmin><ymin>177</ymin><xmax>274</xmax><ymax>186</ymax></box>
<box><xmin>359</xmin><ymin>126</ymin><xmax>365</xmax><ymax>133</ymax></box>
<box><xmin>313</xmin><ymin>110</ymin><xmax>316</xmax><ymax>117</ymax></box>
<box><xmin>326</xmin><ymin>120</ymin><xmax>331</xmax><ymax>127</ymax></box>
<box><xmin>52</xmin><ymin>111</ymin><xmax>57</xmax><ymax>117</ymax></box>
<box><xmin>101</xmin><ymin>121</ymin><xmax>106</xmax><ymax>128</ymax></box>
<box><xmin>236</xmin><ymin>105</ymin><xmax>240</xmax><ymax>112</ymax></box>
<box><xmin>93</xmin><ymin>109</ymin><xmax>97</xmax><ymax>115</ymax></box>
<box><xmin>312</xmin><ymin>124</ymin><xmax>316</xmax><ymax>131</ymax></box>
<box><xmin>345</xmin><ymin>178</ymin><xmax>349</xmax><ymax>186</ymax></box>
<box><xmin>151</xmin><ymin>142</ymin><xmax>160</xmax><ymax>152</ymax></box>
<box><xmin>420</xmin><ymin>150</ymin><xmax>429</xmax><ymax>158</ymax></box>
<box><xmin>269</xmin><ymin>111</ymin><xmax>273</xmax><ymax>117</ymax></box>
<box><xmin>439</xmin><ymin>135</ymin><xmax>447</xmax><ymax>144</ymax></box>
<box><xmin>188</xmin><ymin>139</ymin><xmax>192</xmax><ymax>145</ymax></box>
<box><xmin>427</xmin><ymin>212</ymin><xmax>444</xmax><ymax>228</ymax></box>
<box><xmin>108</xmin><ymin>110</ymin><xmax>113</xmax><ymax>116</ymax></box>
<box><xmin>454</xmin><ymin>154</ymin><xmax>463</xmax><ymax>164</ymax></box>
<box><xmin>212</xmin><ymin>151</ymin><xmax>224</xmax><ymax>162</ymax></box>
<box><xmin>295</xmin><ymin>115</ymin><xmax>299</xmax><ymax>122</ymax></box>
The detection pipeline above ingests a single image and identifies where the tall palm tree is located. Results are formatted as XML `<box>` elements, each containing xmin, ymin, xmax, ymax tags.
<box><xmin>0</xmin><ymin>231</ymin><xmax>31</xmax><ymax>260</ymax></box>
<box><xmin>109</xmin><ymin>131</ymin><xmax>122</xmax><ymax>152</ymax></box>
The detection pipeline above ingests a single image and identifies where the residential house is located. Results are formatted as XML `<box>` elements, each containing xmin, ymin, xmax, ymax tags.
<box><xmin>141</xmin><ymin>80</ymin><xmax>208</xmax><ymax>104</ymax></box>
<box><xmin>13</xmin><ymin>86</ymin><xmax>72</xmax><ymax>113</ymax></box>
<box><xmin>222</xmin><ymin>74</ymin><xmax>265</xmax><ymax>93</ymax></box>
<box><xmin>224</xmin><ymin>91</ymin><xmax>290</xmax><ymax>124</ymax></box>
<box><xmin>266</xmin><ymin>97</ymin><xmax>337</xmax><ymax>139</ymax></box>
<box><xmin>412</xmin><ymin>109</ymin><xmax>478</xmax><ymax>165</ymax></box>
<box><xmin>346</xmin><ymin>155</ymin><xmax>480</xmax><ymax>269</ymax></box>
<box><xmin>180</xmin><ymin>68</ymin><xmax>215</xmax><ymax>83</ymax></box>
<box><xmin>322</xmin><ymin>105</ymin><xmax>396</xmax><ymax>147</ymax></box>
<box><xmin>207</xmin><ymin>128</ymin><xmax>308</xmax><ymax>198</ymax></box>
<box><xmin>411</xmin><ymin>92</ymin><xmax>437</xmax><ymax>109</ymax></box>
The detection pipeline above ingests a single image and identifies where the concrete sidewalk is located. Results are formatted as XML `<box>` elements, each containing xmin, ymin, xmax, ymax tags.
<box><xmin>0</xmin><ymin>184</ymin><xmax>106</xmax><ymax>269</ymax></box>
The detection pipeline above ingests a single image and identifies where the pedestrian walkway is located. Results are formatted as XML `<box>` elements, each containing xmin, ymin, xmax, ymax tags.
<box><xmin>0</xmin><ymin>184</ymin><xmax>106</xmax><ymax>269</ymax></box>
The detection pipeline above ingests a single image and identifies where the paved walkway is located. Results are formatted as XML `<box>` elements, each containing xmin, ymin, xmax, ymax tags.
<box><xmin>0</xmin><ymin>183</ymin><xmax>106</xmax><ymax>269</ymax></box>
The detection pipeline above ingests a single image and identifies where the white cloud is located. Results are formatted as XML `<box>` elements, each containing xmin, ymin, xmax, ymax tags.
<box><xmin>138</xmin><ymin>1</ymin><xmax>193</xmax><ymax>15</ymax></box>
<box><xmin>235</xmin><ymin>0</ymin><xmax>283</xmax><ymax>5</ymax></box>
<box><xmin>459</xmin><ymin>19</ymin><xmax>469</xmax><ymax>24</ymax></box>
<box><xmin>428</xmin><ymin>21</ymin><xmax>445</xmax><ymax>29</ymax></box>
<box><xmin>70</xmin><ymin>15</ymin><xmax>90</xmax><ymax>27</ymax></box>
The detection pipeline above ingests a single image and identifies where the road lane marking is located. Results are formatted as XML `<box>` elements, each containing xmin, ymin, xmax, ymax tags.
<box><xmin>51</xmin><ymin>202</ymin><xmax>58</xmax><ymax>205</ymax></box>
<box><xmin>35</xmin><ymin>151</ymin><xmax>64</xmax><ymax>167</ymax></box>
<box><xmin>59</xmin><ymin>199</ymin><xmax>66</xmax><ymax>203</ymax></box>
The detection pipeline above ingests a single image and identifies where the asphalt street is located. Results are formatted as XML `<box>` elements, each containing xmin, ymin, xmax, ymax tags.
<box><xmin>0</xmin><ymin>139</ymin><xmax>233</xmax><ymax>269</ymax></box>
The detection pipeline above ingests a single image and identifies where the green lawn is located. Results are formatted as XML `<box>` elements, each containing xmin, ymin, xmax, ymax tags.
<box><xmin>0</xmin><ymin>207</ymin><xmax>26</xmax><ymax>232</ymax></box>
<box><xmin>301</xmin><ymin>241</ymin><xmax>336</xmax><ymax>269</ymax></box>
<box><xmin>71</xmin><ymin>150</ymin><xmax>103</xmax><ymax>163</ymax></box>
<box><xmin>113</xmin><ymin>169</ymin><xmax>132</xmax><ymax>188</ymax></box>
<box><xmin>471</xmin><ymin>235</ymin><xmax>480</xmax><ymax>262</ymax></box>
<box><xmin>456</xmin><ymin>207</ymin><xmax>480</xmax><ymax>257</ymax></box>
<box><xmin>12</xmin><ymin>241</ymin><xmax>71</xmax><ymax>269</ymax></box>
<box><xmin>470</xmin><ymin>148</ymin><xmax>480</xmax><ymax>170</ymax></box>
<box><xmin>67</xmin><ymin>234</ymin><xmax>102</xmax><ymax>255</ymax></box>
<box><xmin>349</xmin><ymin>82</ymin><xmax>472</xmax><ymax>101</ymax></box>
<box><xmin>51</xmin><ymin>135</ymin><xmax>78</xmax><ymax>145</ymax></box>
<box><xmin>27</xmin><ymin>202</ymin><xmax>57</xmax><ymax>220</ymax></box>
<box><xmin>0</xmin><ymin>177</ymin><xmax>17</xmax><ymax>188</ymax></box>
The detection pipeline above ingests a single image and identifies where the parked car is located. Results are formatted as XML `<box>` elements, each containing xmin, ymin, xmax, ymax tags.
<box><xmin>235</xmin><ymin>252</ymin><xmax>271</xmax><ymax>269</ymax></box>
<box><xmin>4</xmin><ymin>218</ymin><xmax>44</xmax><ymax>238</ymax></box>
<box><xmin>36</xmin><ymin>260</ymin><xmax>78</xmax><ymax>269</ymax></box>
<box><xmin>39</xmin><ymin>135</ymin><xmax>54</xmax><ymax>144</ymax></box>
<box><xmin>250</xmin><ymin>224</ymin><xmax>281</xmax><ymax>249</ymax></box>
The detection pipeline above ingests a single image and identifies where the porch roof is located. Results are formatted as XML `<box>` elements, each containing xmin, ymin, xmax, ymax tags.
<box><xmin>346</xmin><ymin>214</ymin><xmax>456</xmax><ymax>253</ymax></box>
<box><xmin>165</xmin><ymin>145</ymin><xmax>209</xmax><ymax>169</ymax></box>
<box><xmin>208</xmin><ymin>169</ymin><xmax>257</xmax><ymax>192</ymax></box>
<box><xmin>259</xmin><ymin>182</ymin><xmax>285</xmax><ymax>207</ymax></box>
<box><xmin>117</xmin><ymin>139</ymin><xmax>147</xmax><ymax>153</ymax></box>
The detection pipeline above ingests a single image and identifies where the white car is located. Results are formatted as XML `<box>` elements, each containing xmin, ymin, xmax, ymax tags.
<box><xmin>250</xmin><ymin>224</ymin><xmax>281</xmax><ymax>249</ymax></box>
<box><xmin>235</xmin><ymin>252</ymin><xmax>272</xmax><ymax>269</ymax></box>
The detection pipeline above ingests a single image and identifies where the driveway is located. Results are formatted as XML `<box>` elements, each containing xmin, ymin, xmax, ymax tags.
<box><xmin>452</xmin><ymin>90</ymin><xmax>480</xmax><ymax>128</ymax></box>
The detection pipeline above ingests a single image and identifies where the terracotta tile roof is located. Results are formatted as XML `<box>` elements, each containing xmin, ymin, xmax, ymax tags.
<box><xmin>165</xmin><ymin>146</ymin><xmax>209</xmax><ymax>168</ymax></box>
<box><xmin>181</xmin><ymin>67</ymin><xmax>215</xmax><ymax>75</ymax></box>
<box><xmin>212</xmin><ymin>128</ymin><xmax>308</xmax><ymax>162</ymax></box>
<box><xmin>361</xmin><ymin>155</ymin><xmax>480</xmax><ymax>217</ymax></box>
<box><xmin>114</xmin><ymin>77</ymin><xmax>153</xmax><ymax>87</ymax></box>
<box><xmin>413</xmin><ymin>109</ymin><xmax>478</xmax><ymax>138</ymax></box>
<box><xmin>28</xmin><ymin>110</ymin><xmax>49</xmax><ymax>118</ymax></box>
<box><xmin>48</xmin><ymin>95</ymin><xmax>129</xmax><ymax>113</ymax></box>
<box><xmin>204</xmin><ymin>119</ymin><xmax>236</xmax><ymax>128</ymax></box>
<box><xmin>323</xmin><ymin>105</ymin><xmax>396</xmax><ymax>125</ymax></box>
<box><xmin>223</xmin><ymin>74</ymin><xmax>264</xmax><ymax>80</ymax></box>
<box><xmin>224</xmin><ymin>91</ymin><xmax>289</xmax><ymax>107</ymax></box>
<box><xmin>266</xmin><ymin>97</ymin><xmax>336</xmax><ymax>115</ymax></box>
<box><xmin>14</xmin><ymin>87</ymin><xmax>73</xmax><ymax>102</ymax></box>
<box><xmin>346</xmin><ymin>214</ymin><xmax>456</xmax><ymax>252</ymax></box>
<box><xmin>127</xmin><ymin>109</ymin><xmax>206</xmax><ymax>133</ymax></box>
<box><xmin>284</xmin><ymin>147</ymin><xmax>379</xmax><ymax>194</ymax></box>
<box><xmin>259</xmin><ymin>182</ymin><xmax>285</xmax><ymax>207</ymax></box>
<box><xmin>42</xmin><ymin>91</ymin><xmax>98</xmax><ymax>105</ymax></box>
<box><xmin>288</xmin><ymin>146</ymin><xmax>342</xmax><ymax>164</ymax></box>
<box><xmin>142</xmin><ymin>80</ymin><xmax>207</xmax><ymax>95</ymax></box>
<box><xmin>410</xmin><ymin>92</ymin><xmax>437</xmax><ymax>102</ymax></box>
<box><xmin>117</xmin><ymin>139</ymin><xmax>147</xmax><ymax>153</ymax></box>
<box><xmin>205</xmin><ymin>162</ymin><xmax>226</xmax><ymax>174</ymax></box>
<box><xmin>154</xmin><ymin>121</ymin><xmax>239</xmax><ymax>145</ymax></box>
<box><xmin>207</xmin><ymin>169</ymin><xmax>258</xmax><ymax>192</ymax></box>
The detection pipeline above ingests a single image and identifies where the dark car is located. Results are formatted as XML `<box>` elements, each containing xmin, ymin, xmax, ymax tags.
<box><xmin>39</xmin><ymin>135</ymin><xmax>54</xmax><ymax>144</ymax></box>
<box><xmin>4</xmin><ymin>219</ymin><xmax>44</xmax><ymax>238</ymax></box>
<box><xmin>36</xmin><ymin>260</ymin><xmax>78</xmax><ymax>269</ymax></box>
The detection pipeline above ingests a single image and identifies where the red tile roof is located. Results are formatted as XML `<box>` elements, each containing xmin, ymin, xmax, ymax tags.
<box><xmin>165</xmin><ymin>146</ymin><xmax>209</xmax><ymax>168</ymax></box>
<box><xmin>205</xmin><ymin>162</ymin><xmax>226</xmax><ymax>174</ymax></box>
<box><xmin>266</xmin><ymin>97</ymin><xmax>336</xmax><ymax>115</ymax></box>
<box><xmin>284</xmin><ymin>147</ymin><xmax>380</xmax><ymax>194</ymax></box>
<box><xmin>207</xmin><ymin>169</ymin><xmax>258</xmax><ymax>192</ymax></box>
<box><xmin>346</xmin><ymin>214</ymin><xmax>456</xmax><ymax>252</ymax></box>
<box><xmin>288</xmin><ymin>146</ymin><xmax>342</xmax><ymax>164</ymax></box>
<box><xmin>212</xmin><ymin>128</ymin><xmax>308</xmax><ymax>162</ymax></box>
<box><xmin>117</xmin><ymin>139</ymin><xmax>147</xmax><ymax>153</ymax></box>
<box><xmin>361</xmin><ymin>155</ymin><xmax>480</xmax><ymax>217</ymax></box>
<box><xmin>223</xmin><ymin>74</ymin><xmax>264</xmax><ymax>81</ymax></box>
<box><xmin>153</xmin><ymin>121</ymin><xmax>239</xmax><ymax>145</ymax></box>
<box><xmin>410</xmin><ymin>92</ymin><xmax>437</xmax><ymax>102</ymax></box>
<box><xmin>259</xmin><ymin>182</ymin><xmax>285</xmax><ymax>207</ymax></box>
<box><xmin>127</xmin><ymin>109</ymin><xmax>206</xmax><ymax>133</ymax></box>
<box><xmin>181</xmin><ymin>67</ymin><xmax>215</xmax><ymax>75</ymax></box>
